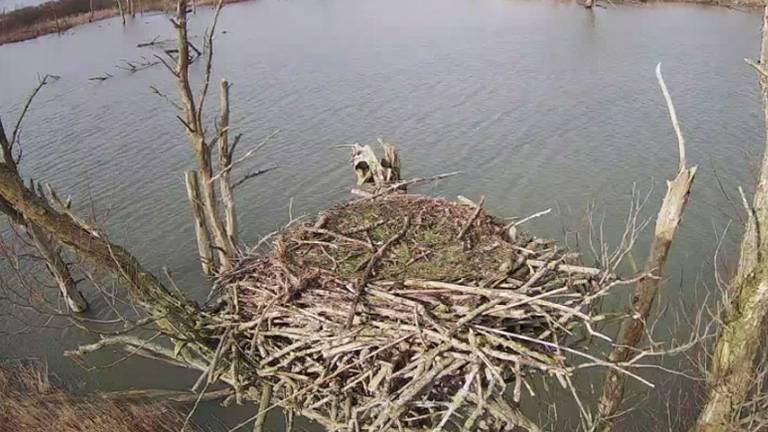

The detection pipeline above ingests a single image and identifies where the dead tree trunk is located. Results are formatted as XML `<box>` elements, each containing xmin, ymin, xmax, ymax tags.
<box><xmin>597</xmin><ymin>64</ymin><xmax>697</xmax><ymax>429</ymax></box>
<box><xmin>692</xmin><ymin>6</ymin><xmax>768</xmax><ymax>431</ymax></box>
<box><xmin>116</xmin><ymin>0</ymin><xmax>125</xmax><ymax>26</ymax></box>
<box><xmin>0</xmin><ymin>161</ymin><xmax>202</xmax><ymax>337</ymax></box>
<box><xmin>1</xmin><ymin>95</ymin><xmax>197</xmax><ymax>333</ymax></box>
<box><xmin>0</xmin><ymin>196</ymin><xmax>87</xmax><ymax>313</ymax></box>
<box><xmin>0</xmin><ymin>116</ymin><xmax>88</xmax><ymax>313</ymax></box>
<box><xmin>27</xmin><ymin>224</ymin><xmax>88</xmax><ymax>313</ymax></box>
<box><xmin>185</xmin><ymin>170</ymin><xmax>214</xmax><ymax>275</ymax></box>
<box><xmin>218</xmin><ymin>79</ymin><xmax>238</xmax><ymax>247</ymax></box>
<box><xmin>173</xmin><ymin>0</ymin><xmax>234</xmax><ymax>271</ymax></box>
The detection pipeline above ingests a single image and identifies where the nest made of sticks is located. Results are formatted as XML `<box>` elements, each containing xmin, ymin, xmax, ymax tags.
<box><xmin>218</xmin><ymin>193</ymin><xmax>611</xmax><ymax>431</ymax></box>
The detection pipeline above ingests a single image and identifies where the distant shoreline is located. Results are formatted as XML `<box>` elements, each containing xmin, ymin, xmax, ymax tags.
<box><xmin>0</xmin><ymin>0</ymin><xmax>761</xmax><ymax>47</ymax></box>
<box><xmin>0</xmin><ymin>0</ymin><xmax>248</xmax><ymax>46</ymax></box>
<box><xmin>608</xmin><ymin>0</ymin><xmax>763</xmax><ymax>9</ymax></box>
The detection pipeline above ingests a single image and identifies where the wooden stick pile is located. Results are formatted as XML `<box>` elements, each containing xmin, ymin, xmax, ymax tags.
<box><xmin>213</xmin><ymin>193</ymin><xmax>611</xmax><ymax>431</ymax></box>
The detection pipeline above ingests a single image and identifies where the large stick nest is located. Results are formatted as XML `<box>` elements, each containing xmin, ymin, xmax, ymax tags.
<box><xmin>217</xmin><ymin>193</ymin><xmax>611</xmax><ymax>431</ymax></box>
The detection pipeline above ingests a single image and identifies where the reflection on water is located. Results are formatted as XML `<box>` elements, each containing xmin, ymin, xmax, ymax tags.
<box><xmin>0</xmin><ymin>0</ymin><xmax>762</xmax><ymax>429</ymax></box>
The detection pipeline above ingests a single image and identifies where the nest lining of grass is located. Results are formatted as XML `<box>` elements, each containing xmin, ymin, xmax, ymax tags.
<box><xmin>218</xmin><ymin>193</ymin><xmax>611</xmax><ymax>431</ymax></box>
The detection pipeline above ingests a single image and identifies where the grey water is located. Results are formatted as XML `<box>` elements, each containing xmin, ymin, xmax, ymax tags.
<box><xmin>0</xmin><ymin>0</ymin><xmax>763</xmax><ymax>430</ymax></box>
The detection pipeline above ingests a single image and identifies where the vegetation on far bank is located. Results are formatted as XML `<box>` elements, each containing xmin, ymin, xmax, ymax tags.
<box><xmin>0</xmin><ymin>0</ymin><xmax>242</xmax><ymax>46</ymax></box>
<box><xmin>0</xmin><ymin>0</ymin><xmax>764</xmax><ymax>46</ymax></box>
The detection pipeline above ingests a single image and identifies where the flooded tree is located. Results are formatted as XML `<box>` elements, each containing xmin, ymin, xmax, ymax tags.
<box><xmin>692</xmin><ymin>6</ymin><xmax>768</xmax><ymax>432</ymax></box>
<box><xmin>0</xmin><ymin>76</ymin><xmax>88</xmax><ymax>313</ymax></box>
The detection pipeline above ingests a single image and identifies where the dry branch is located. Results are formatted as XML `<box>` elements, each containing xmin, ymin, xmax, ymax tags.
<box><xmin>598</xmin><ymin>63</ymin><xmax>697</xmax><ymax>429</ymax></box>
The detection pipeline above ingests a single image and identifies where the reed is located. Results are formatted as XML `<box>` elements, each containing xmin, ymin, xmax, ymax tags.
<box><xmin>0</xmin><ymin>362</ymin><xmax>204</xmax><ymax>432</ymax></box>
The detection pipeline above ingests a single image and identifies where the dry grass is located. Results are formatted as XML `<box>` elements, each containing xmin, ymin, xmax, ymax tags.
<box><xmin>0</xmin><ymin>362</ymin><xmax>203</xmax><ymax>432</ymax></box>
<box><xmin>0</xmin><ymin>8</ymin><xmax>118</xmax><ymax>45</ymax></box>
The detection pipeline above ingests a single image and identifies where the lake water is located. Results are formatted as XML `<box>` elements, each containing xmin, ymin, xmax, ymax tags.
<box><xmin>0</xmin><ymin>0</ymin><xmax>763</xmax><ymax>430</ymax></box>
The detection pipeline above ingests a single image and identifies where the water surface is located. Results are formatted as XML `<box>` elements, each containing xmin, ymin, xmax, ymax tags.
<box><xmin>0</xmin><ymin>0</ymin><xmax>763</xmax><ymax>430</ymax></box>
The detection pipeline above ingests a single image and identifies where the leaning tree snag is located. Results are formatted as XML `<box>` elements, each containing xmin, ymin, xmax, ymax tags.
<box><xmin>597</xmin><ymin>64</ymin><xmax>697</xmax><ymax>429</ymax></box>
<box><xmin>0</xmin><ymin>195</ymin><xmax>87</xmax><ymax>313</ymax></box>
<box><xmin>0</xmin><ymin>162</ymin><xmax>201</xmax><ymax>335</ymax></box>
<box><xmin>693</xmin><ymin>6</ymin><xmax>768</xmax><ymax>431</ymax></box>
<box><xmin>0</xmin><ymin>80</ymin><xmax>88</xmax><ymax>313</ymax></box>
<box><xmin>0</xmin><ymin>94</ymin><xmax>199</xmax><ymax>333</ymax></box>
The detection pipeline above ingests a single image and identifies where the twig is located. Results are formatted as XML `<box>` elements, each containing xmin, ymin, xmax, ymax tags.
<box><xmin>457</xmin><ymin>195</ymin><xmax>485</xmax><ymax>241</ymax></box>
<box><xmin>346</xmin><ymin>217</ymin><xmax>410</xmax><ymax>326</ymax></box>
<box><xmin>656</xmin><ymin>63</ymin><xmax>686</xmax><ymax>170</ymax></box>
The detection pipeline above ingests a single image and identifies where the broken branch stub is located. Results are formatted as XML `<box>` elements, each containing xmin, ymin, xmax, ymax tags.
<box><xmin>598</xmin><ymin>63</ymin><xmax>697</xmax><ymax>429</ymax></box>
<box><xmin>351</xmin><ymin>141</ymin><xmax>401</xmax><ymax>188</ymax></box>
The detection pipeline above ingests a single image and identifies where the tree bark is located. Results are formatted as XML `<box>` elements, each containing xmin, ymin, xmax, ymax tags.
<box><xmin>0</xmin><ymin>196</ymin><xmax>88</xmax><ymax>313</ymax></box>
<box><xmin>28</xmin><ymin>223</ymin><xmax>88</xmax><ymax>313</ymax></box>
<box><xmin>598</xmin><ymin>64</ymin><xmax>697</xmax><ymax>429</ymax></box>
<box><xmin>185</xmin><ymin>170</ymin><xmax>214</xmax><ymax>275</ymax></box>
<box><xmin>116</xmin><ymin>0</ymin><xmax>125</xmax><ymax>26</ymax></box>
<box><xmin>598</xmin><ymin>167</ymin><xmax>695</xmax><ymax>426</ymax></box>
<box><xmin>0</xmin><ymin>117</ymin><xmax>87</xmax><ymax>313</ymax></box>
<box><xmin>174</xmin><ymin>0</ymin><xmax>234</xmax><ymax>270</ymax></box>
<box><xmin>218</xmin><ymin>79</ymin><xmax>238</xmax><ymax>248</ymax></box>
<box><xmin>0</xmin><ymin>163</ymin><xmax>200</xmax><ymax>338</ymax></box>
<box><xmin>692</xmin><ymin>6</ymin><xmax>768</xmax><ymax>431</ymax></box>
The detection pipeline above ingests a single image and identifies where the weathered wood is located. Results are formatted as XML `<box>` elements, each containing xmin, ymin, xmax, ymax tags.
<box><xmin>252</xmin><ymin>383</ymin><xmax>273</xmax><ymax>432</ymax></box>
<box><xmin>380</xmin><ymin>139</ymin><xmax>401</xmax><ymax>183</ymax></box>
<box><xmin>692</xmin><ymin>6</ymin><xmax>768</xmax><ymax>431</ymax></box>
<box><xmin>28</xmin><ymin>223</ymin><xmax>88</xmax><ymax>313</ymax></box>
<box><xmin>0</xmin><ymin>114</ymin><xmax>87</xmax><ymax>313</ymax></box>
<box><xmin>351</xmin><ymin>141</ymin><xmax>402</xmax><ymax>188</ymax></box>
<box><xmin>0</xmin><ymin>194</ymin><xmax>87</xmax><ymax>313</ymax></box>
<box><xmin>185</xmin><ymin>170</ymin><xmax>214</xmax><ymax>275</ymax></box>
<box><xmin>352</xmin><ymin>144</ymin><xmax>384</xmax><ymax>186</ymax></box>
<box><xmin>115</xmin><ymin>0</ymin><xmax>125</xmax><ymax>25</ymax></box>
<box><xmin>218</xmin><ymin>79</ymin><xmax>238</xmax><ymax>248</ymax></box>
<box><xmin>598</xmin><ymin>64</ymin><xmax>697</xmax><ymax>429</ymax></box>
<box><xmin>174</xmin><ymin>0</ymin><xmax>234</xmax><ymax>270</ymax></box>
<box><xmin>0</xmin><ymin>162</ymin><xmax>201</xmax><ymax>340</ymax></box>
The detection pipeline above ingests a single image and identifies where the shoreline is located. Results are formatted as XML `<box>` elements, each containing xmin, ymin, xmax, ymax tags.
<box><xmin>0</xmin><ymin>0</ymin><xmax>762</xmax><ymax>47</ymax></box>
<box><xmin>0</xmin><ymin>0</ymin><xmax>247</xmax><ymax>46</ymax></box>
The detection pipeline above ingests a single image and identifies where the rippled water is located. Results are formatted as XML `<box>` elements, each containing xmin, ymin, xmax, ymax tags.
<box><xmin>0</xmin><ymin>0</ymin><xmax>763</xmax><ymax>429</ymax></box>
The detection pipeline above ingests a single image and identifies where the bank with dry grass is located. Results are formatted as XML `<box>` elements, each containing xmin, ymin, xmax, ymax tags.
<box><xmin>0</xmin><ymin>0</ymin><xmax>245</xmax><ymax>46</ymax></box>
<box><xmin>0</xmin><ymin>362</ymin><xmax>203</xmax><ymax>432</ymax></box>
